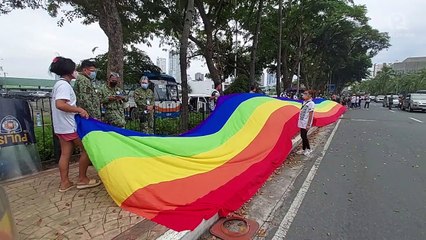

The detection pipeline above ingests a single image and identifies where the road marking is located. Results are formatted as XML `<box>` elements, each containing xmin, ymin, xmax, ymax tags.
<box><xmin>410</xmin><ymin>117</ymin><xmax>423</xmax><ymax>123</ymax></box>
<box><xmin>351</xmin><ymin>119</ymin><xmax>376</xmax><ymax>122</ymax></box>
<box><xmin>272</xmin><ymin>119</ymin><xmax>342</xmax><ymax>240</ymax></box>
<box><xmin>389</xmin><ymin>110</ymin><xmax>395</xmax><ymax>113</ymax></box>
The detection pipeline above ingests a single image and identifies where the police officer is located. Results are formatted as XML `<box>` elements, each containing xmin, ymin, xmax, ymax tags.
<box><xmin>99</xmin><ymin>72</ymin><xmax>128</xmax><ymax>128</ymax></box>
<box><xmin>74</xmin><ymin>59</ymin><xmax>101</xmax><ymax>119</ymax></box>
<box><xmin>134</xmin><ymin>76</ymin><xmax>155</xmax><ymax>134</ymax></box>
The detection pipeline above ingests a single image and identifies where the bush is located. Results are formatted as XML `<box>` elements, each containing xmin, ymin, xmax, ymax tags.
<box><xmin>34</xmin><ymin>125</ymin><xmax>54</xmax><ymax>162</ymax></box>
<box><xmin>224</xmin><ymin>75</ymin><xmax>250</xmax><ymax>94</ymax></box>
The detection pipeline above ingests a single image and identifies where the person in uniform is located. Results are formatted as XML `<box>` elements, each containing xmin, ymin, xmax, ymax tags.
<box><xmin>98</xmin><ymin>72</ymin><xmax>128</xmax><ymax>128</ymax></box>
<box><xmin>73</xmin><ymin>59</ymin><xmax>101</xmax><ymax>119</ymax></box>
<box><xmin>134</xmin><ymin>76</ymin><xmax>155</xmax><ymax>134</ymax></box>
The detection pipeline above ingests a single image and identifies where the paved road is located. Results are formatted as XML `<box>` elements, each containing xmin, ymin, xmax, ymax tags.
<box><xmin>269</xmin><ymin>103</ymin><xmax>426</xmax><ymax>240</ymax></box>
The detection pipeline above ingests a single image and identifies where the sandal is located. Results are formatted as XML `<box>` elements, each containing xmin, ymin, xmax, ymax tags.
<box><xmin>59</xmin><ymin>183</ymin><xmax>75</xmax><ymax>193</ymax></box>
<box><xmin>76</xmin><ymin>179</ymin><xmax>101</xmax><ymax>190</ymax></box>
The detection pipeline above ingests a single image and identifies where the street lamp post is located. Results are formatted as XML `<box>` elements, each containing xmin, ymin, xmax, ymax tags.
<box><xmin>296</xmin><ymin>35</ymin><xmax>302</xmax><ymax>96</ymax></box>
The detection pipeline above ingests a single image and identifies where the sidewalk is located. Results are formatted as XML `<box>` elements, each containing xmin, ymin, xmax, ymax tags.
<box><xmin>3</xmin><ymin>165</ymin><xmax>144</xmax><ymax>240</ymax></box>
<box><xmin>4</xmin><ymin>126</ymin><xmax>329</xmax><ymax>240</ymax></box>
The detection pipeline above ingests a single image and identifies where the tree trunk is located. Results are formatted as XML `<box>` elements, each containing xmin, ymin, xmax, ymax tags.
<box><xmin>276</xmin><ymin>0</ymin><xmax>283</xmax><ymax>97</ymax></box>
<box><xmin>204</xmin><ymin>42</ymin><xmax>222</xmax><ymax>87</ymax></box>
<box><xmin>180</xmin><ymin>0</ymin><xmax>195</xmax><ymax>132</ymax></box>
<box><xmin>282</xmin><ymin>48</ymin><xmax>290</xmax><ymax>90</ymax></box>
<box><xmin>98</xmin><ymin>0</ymin><xmax>124</xmax><ymax>83</ymax></box>
<box><xmin>249</xmin><ymin>0</ymin><xmax>264</xmax><ymax>88</ymax></box>
<box><xmin>193</xmin><ymin>1</ymin><xmax>222</xmax><ymax>88</ymax></box>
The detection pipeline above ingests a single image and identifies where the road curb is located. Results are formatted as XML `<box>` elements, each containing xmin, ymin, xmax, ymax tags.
<box><xmin>155</xmin><ymin>127</ymin><xmax>318</xmax><ymax>240</ymax></box>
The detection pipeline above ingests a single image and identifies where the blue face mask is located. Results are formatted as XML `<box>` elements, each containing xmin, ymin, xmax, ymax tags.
<box><xmin>141</xmin><ymin>83</ymin><xmax>149</xmax><ymax>89</ymax></box>
<box><xmin>89</xmin><ymin>71</ymin><xmax>97</xmax><ymax>80</ymax></box>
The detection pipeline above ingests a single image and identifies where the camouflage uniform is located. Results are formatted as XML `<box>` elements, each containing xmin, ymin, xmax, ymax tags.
<box><xmin>134</xmin><ymin>87</ymin><xmax>155</xmax><ymax>134</ymax></box>
<box><xmin>98</xmin><ymin>84</ymin><xmax>128</xmax><ymax>128</ymax></box>
<box><xmin>74</xmin><ymin>74</ymin><xmax>101</xmax><ymax>119</ymax></box>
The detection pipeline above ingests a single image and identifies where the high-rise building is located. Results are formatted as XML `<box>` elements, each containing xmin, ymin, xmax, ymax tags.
<box><xmin>261</xmin><ymin>72</ymin><xmax>266</xmax><ymax>86</ymax></box>
<box><xmin>391</xmin><ymin>57</ymin><xmax>426</xmax><ymax>74</ymax></box>
<box><xmin>195</xmin><ymin>72</ymin><xmax>204</xmax><ymax>81</ymax></box>
<box><xmin>267</xmin><ymin>72</ymin><xmax>277</xmax><ymax>86</ymax></box>
<box><xmin>168</xmin><ymin>51</ymin><xmax>181</xmax><ymax>83</ymax></box>
<box><xmin>156</xmin><ymin>57</ymin><xmax>167</xmax><ymax>73</ymax></box>
<box><xmin>372</xmin><ymin>63</ymin><xmax>385</xmax><ymax>78</ymax></box>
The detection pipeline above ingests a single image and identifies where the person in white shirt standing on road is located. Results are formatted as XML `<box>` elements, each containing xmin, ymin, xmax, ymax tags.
<box><xmin>49</xmin><ymin>57</ymin><xmax>101</xmax><ymax>193</ymax></box>
<box><xmin>297</xmin><ymin>90</ymin><xmax>315</xmax><ymax>156</ymax></box>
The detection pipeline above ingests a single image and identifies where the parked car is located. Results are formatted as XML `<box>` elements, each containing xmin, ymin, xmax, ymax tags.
<box><xmin>369</xmin><ymin>95</ymin><xmax>376</xmax><ymax>101</ymax></box>
<box><xmin>0</xmin><ymin>89</ymin><xmax>7</xmax><ymax>97</ymax></box>
<box><xmin>188</xmin><ymin>94</ymin><xmax>211</xmax><ymax>113</ymax></box>
<box><xmin>375</xmin><ymin>95</ymin><xmax>385</xmax><ymax>103</ymax></box>
<box><xmin>29</xmin><ymin>91</ymin><xmax>50</xmax><ymax>97</ymax></box>
<box><xmin>383</xmin><ymin>95</ymin><xmax>400</xmax><ymax>108</ymax></box>
<box><xmin>401</xmin><ymin>93</ymin><xmax>426</xmax><ymax>112</ymax></box>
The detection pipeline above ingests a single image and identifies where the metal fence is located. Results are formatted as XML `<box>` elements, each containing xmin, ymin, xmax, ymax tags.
<box><xmin>2</xmin><ymin>95</ymin><xmax>208</xmax><ymax>164</ymax></box>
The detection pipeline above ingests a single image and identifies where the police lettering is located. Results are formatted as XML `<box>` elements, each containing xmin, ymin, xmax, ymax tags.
<box><xmin>0</xmin><ymin>133</ymin><xmax>29</xmax><ymax>146</ymax></box>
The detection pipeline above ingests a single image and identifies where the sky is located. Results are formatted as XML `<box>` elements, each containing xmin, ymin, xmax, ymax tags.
<box><xmin>0</xmin><ymin>1</ymin><xmax>426</xmax><ymax>80</ymax></box>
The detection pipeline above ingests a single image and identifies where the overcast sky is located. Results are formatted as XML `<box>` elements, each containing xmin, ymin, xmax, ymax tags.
<box><xmin>1</xmin><ymin>0</ymin><xmax>426</xmax><ymax>80</ymax></box>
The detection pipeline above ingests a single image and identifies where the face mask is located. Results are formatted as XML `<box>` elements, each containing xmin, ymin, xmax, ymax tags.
<box><xmin>89</xmin><ymin>71</ymin><xmax>97</xmax><ymax>80</ymax></box>
<box><xmin>141</xmin><ymin>83</ymin><xmax>149</xmax><ymax>89</ymax></box>
<box><xmin>109</xmin><ymin>81</ymin><xmax>118</xmax><ymax>87</ymax></box>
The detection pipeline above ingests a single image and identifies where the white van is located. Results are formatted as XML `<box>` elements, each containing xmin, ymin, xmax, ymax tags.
<box><xmin>188</xmin><ymin>94</ymin><xmax>212</xmax><ymax>113</ymax></box>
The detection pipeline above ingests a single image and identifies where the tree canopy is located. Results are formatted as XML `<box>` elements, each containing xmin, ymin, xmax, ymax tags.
<box><xmin>94</xmin><ymin>46</ymin><xmax>161</xmax><ymax>85</ymax></box>
<box><xmin>354</xmin><ymin>67</ymin><xmax>426</xmax><ymax>95</ymax></box>
<box><xmin>3</xmin><ymin>0</ymin><xmax>390</xmax><ymax>92</ymax></box>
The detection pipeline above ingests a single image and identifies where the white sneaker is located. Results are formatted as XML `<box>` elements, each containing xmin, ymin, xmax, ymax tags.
<box><xmin>304</xmin><ymin>149</ymin><xmax>312</xmax><ymax>156</ymax></box>
<box><xmin>296</xmin><ymin>149</ymin><xmax>304</xmax><ymax>155</ymax></box>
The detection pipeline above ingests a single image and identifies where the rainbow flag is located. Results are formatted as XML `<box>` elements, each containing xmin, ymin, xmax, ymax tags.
<box><xmin>76</xmin><ymin>94</ymin><xmax>345</xmax><ymax>231</ymax></box>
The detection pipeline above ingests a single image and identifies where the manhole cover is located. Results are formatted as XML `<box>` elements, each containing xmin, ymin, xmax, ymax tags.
<box><xmin>210</xmin><ymin>216</ymin><xmax>259</xmax><ymax>240</ymax></box>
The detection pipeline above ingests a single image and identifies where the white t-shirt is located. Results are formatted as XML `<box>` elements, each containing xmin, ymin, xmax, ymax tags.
<box><xmin>351</xmin><ymin>96</ymin><xmax>356</xmax><ymax>103</ymax></box>
<box><xmin>51</xmin><ymin>79</ymin><xmax>77</xmax><ymax>134</ymax></box>
<box><xmin>298</xmin><ymin>100</ymin><xmax>315</xmax><ymax>129</ymax></box>
<box><xmin>366</xmin><ymin>96</ymin><xmax>371</xmax><ymax>102</ymax></box>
